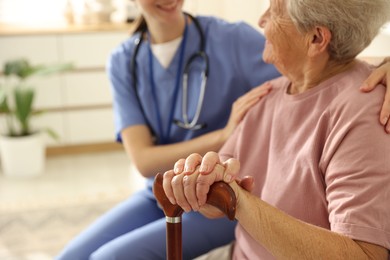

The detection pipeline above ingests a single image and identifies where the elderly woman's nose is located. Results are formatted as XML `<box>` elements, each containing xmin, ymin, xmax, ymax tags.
<box><xmin>258</xmin><ymin>11</ymin><xmax>268</xmax><ymax>28</ymax></box>
<box><xmin>258</xmin><ymin>18</ymin><xmax>266</xmax><ymax>28</ymax></box>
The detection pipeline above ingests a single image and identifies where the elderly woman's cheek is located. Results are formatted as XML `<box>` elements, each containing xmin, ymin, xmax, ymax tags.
<box><xmin>262</xmin><ymin>40</ymin><xmax>274</xmax><ymax>64</ymax></box>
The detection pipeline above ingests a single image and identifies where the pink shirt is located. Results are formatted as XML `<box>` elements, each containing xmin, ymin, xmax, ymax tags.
<box><xmin>219</xmin><ymin>61</ymin><xmax>390</xmax><ymax>259</ymax></box>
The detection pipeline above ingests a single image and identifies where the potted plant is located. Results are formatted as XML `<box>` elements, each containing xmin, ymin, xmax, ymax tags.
<box><xmin>0</xmin><ymin>58</ymin><xmax>73</xmax><ymax>177</ymax></box>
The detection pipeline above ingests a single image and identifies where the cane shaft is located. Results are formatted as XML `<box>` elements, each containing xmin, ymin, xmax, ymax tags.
<box><xmin>153</xmin><ymin>172</ymin><xmax>236</xmax><ymax>260</ymax></box>
<box><xmin>166</xmin><ymin>222</ymin><xmax>182</xmax><ymax>260</ymax></box>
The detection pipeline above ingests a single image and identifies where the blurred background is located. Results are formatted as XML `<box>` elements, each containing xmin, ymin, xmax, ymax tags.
<box><xmin>0</xmin><ymin>0</ymin><xmax>389</xmax><ymax>259</ymax></box>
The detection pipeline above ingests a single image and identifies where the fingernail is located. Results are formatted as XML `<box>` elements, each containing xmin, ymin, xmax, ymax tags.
<box><xmin>174</xmin><ymin>167</ymin><xmax>180</xmax><ymax>174</ymax></box>
<box><xmin>199</xmin><ymin>165</ymin><xmax>208</xmax><ymax>173</ymax></box>
<box><xmin>381</xmin><ymin>116</ymin><xmax>389</xmax><ymax>126</ymax></box>
<box><xmin>193</xmin><ymin>204</ymin><xmax>200</xmax><ymax>212</ymax></box>
<box><xmin>198</xmin><ymin>199</ymin><xmax>206</xmax><ymax>206</ymax></box>
<box><xmin>224</xmin><ymin>174</ymin><xmax>232</xmax><ymax>182</ymax></box>
<box><xmin>360</xmin><ymin>83</ymin><xmax>369</xmax><ymax>91</ymax></box>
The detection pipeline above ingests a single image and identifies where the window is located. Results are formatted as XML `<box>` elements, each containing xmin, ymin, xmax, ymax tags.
<box><xmin>0</xmin><ymin>0</ymin><xmax>68</xmax><ymax>24</ymax></box>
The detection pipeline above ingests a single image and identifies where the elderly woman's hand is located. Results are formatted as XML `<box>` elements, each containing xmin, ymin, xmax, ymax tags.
<box><xmin>162</xmin><ymin>152</ymin><xmax>245</xmax><ymax>215</ymax></box>
<box><xmin>361</xmin><ymin>57</ymin><xmax>390</xmax><ymax>132</ymax></box>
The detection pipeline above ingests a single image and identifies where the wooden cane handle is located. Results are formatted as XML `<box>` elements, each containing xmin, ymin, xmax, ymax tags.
<box><xmin>153</xmin><ymin>172</ymin><xmax>236</xmax><ymax>220</ymax></box>
<box><xmin>153</xmin><ymin>173</ymin><xmax>184</xmax><ymax>218</ymax></box>
<box><xmin>205</xmin><ymin>181</ymin><xmax>236</xmax><ymax>220</ymax></box>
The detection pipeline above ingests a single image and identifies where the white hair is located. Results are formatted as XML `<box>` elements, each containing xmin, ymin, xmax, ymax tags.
<box><xmin>287</xmin><ymin>0</ymin><xmax>390</xmax><ymax>61</ymax></box>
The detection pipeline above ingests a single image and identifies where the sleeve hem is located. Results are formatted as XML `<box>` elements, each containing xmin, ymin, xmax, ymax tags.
<box><xmin>332</xmin><ymin>222</ymin><xmax>390</xmax><ymax>250</ymax></box>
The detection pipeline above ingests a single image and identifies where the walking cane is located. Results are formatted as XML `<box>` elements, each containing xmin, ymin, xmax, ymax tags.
<box><xmin>153</xmin><ymin>172</ymin><xmax>237</xmax><ymax>260</ymax></box>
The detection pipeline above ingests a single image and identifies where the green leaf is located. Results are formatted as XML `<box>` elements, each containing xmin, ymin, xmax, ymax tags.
<box><xmin>3</xmin><ymin>59</ymin><xmax>34</xmax><ymax>79</ymax></box>
<box><xmin>44</xmin><ymin>127</ymin><xmax>60</xmax><ymax>141</ymax></box>
<box><xmin>31</xmin><ymin>109</ymin><xmax>45</xmax><ymax>116</ymax></box>
<box><xmin>0</xmin><ymin>88</ymin><xmax>10</xmax><ymax>113</ymax></box>
<box><xmin>3</xmin><ymin>59</ymin><xmax>74</xmax><ymax>80</ymax></box>
<box><xmin>32</xmin><ymin>63</ymin><xmax>74</xmax><ymax>77</ymax></box>
<box><xmin>2</xmin><ymin>58</ymin><xmax>74</xmax><ymax>137</ymax></box>
<box><xmin>14</xmin><ymin>86</ymin><xmax>34</xmax><ymax>135</ymax></box>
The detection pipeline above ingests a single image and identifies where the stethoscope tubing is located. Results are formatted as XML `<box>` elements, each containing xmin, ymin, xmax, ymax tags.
<box><xmin>131</xmin><ymin>12</ymin><xmax>209</xmax><ymax>142</ymax></box>
<box><xmin>181</xmin><ymin>71</ymin><xmax>208</xmax><ymax>129</ymax></box>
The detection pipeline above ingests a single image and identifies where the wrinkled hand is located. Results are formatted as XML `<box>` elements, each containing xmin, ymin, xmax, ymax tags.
<box><xmin>361</xmin><ymin>57</ymin><xmax>390</xmax><ymax>132</ymax></box>
<box><xmin>222</xmin><ymin>82</ymin><xmax>272</xmax><ymax>140</ymax></box>
<box><xmin>163</xmin><ymin>152</ymin><xmax>253</xmax><ymax>217</ymax></box>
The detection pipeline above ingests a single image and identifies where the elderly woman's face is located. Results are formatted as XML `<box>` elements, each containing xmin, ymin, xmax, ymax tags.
<box><xmin>259</xmin><ymin>0</ymin><xmax>307</xmax><ymax>73</ymax></box>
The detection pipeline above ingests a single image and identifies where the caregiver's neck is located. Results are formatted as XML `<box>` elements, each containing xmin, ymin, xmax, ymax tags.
<box><xmin>147</xmin><ymin>14</ymin><xmax>187</xmax><ymax>44</ymax></box>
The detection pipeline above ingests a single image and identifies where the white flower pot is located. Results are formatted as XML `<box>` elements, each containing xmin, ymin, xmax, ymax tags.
<box><xmin>0</xmin><ymin>133</ymin><xmax>45</xmax><ymax>178</ymax></box>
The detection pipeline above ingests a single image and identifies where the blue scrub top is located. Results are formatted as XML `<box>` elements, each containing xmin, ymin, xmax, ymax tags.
<box><xmin>107</xmin><ymin>15</ymin><xmax>280</xmax><ymax>145</ymax></box>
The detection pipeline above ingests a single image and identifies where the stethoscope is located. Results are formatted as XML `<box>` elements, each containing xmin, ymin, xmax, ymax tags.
<box><xmin>131</xmin><ymin>13</ymin><xmax>209</xmax><ymax>143</ymax></box>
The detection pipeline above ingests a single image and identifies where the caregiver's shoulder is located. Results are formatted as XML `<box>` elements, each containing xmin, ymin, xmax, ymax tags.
<box><xmin>196</xmin><ymin>15</ymin><xmax>265</xmax><ymax>41</ymax></box>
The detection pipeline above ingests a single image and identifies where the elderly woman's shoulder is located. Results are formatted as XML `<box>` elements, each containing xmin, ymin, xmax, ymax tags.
<box><xmin>332</xmin><ymin>61</ymin><xmax>385</xmax><ymax>111</ymax></box>
<box><xmin>341</xmin><ymin>61</ymin><xmax>383</xmax><ymax>95</ymax></box>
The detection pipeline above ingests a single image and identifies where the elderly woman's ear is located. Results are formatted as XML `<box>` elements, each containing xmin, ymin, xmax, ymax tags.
<box><xmin>360</xmin><ymin>57</ymin><xmax>390</xmax><ymax>132</ymax></box>
<box><xmin>307</xmin><ymin>27</ymin><xmax>331</xmax><ymax>58</ymax></box>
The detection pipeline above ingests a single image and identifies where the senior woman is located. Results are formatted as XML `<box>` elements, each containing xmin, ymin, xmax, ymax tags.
<box><xmin>162</xmin><ymin>0</ymin><xmax>390</xmax><ymax>259</ymax></box>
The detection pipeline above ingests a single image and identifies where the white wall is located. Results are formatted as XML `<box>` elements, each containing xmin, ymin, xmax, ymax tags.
<box><xmin>359</xmin><ymin>26</ymin><xmax>390</xmax><ymax>58</ymax></box>
<box><xmin>1</xmin><ymin>0</ymin><xmax>387</xmax><ymax>57</ymax></box>
<box><xmin>224</xmin><ymin>0</ymin><xmax>269</xmax><ymax>29</ymax></box>
<box><xmin>184</xmin><ymin>0</ymin><xmax>268</xmax><ymax>30</ymax></box>
<box><xmin>0</xmin><ymin>0</ymin><xmax>266</xmax><ymax>27</ymax></box>
<box><xmin>0</xmin><ymin>0</ymin><xmax>67</xmax><ymax>24</ymax></box>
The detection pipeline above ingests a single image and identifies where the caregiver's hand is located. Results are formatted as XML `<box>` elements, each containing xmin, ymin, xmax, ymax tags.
<box><xmin>222</xmin><ymin>82</ymin><xmax>272</xmax><ymax>141</ymax></box>
<box><xmin>361</xmin><ymin>57</ymin><xmax>390</xmax><ymax>132</ymax></box>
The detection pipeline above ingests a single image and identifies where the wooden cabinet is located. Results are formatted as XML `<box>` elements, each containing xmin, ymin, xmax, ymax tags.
<box><xmin>0</xmin><ymin>24</ymin><xmax>132</xmax><ymax>149</ymax></box>
<box><xmin>0</xmin><ymin>35</ymin><xmax>60</xmax><ymax>64</ymax></box>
